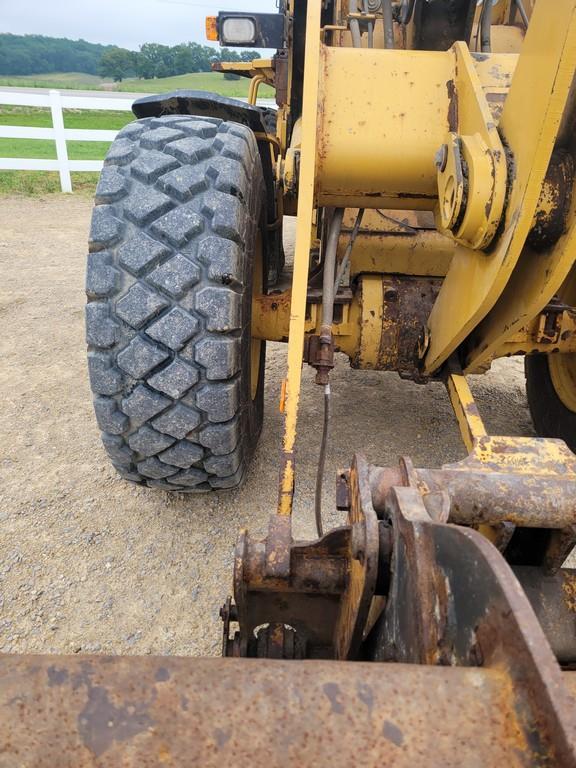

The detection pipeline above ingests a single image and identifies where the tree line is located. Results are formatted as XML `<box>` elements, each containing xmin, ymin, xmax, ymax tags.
<box><xmin>0</xmin><ymin>34</ymin><xmax>260</xmax><ymax>82</ymax></box>
<box><xmin>0</xmin><ymin>34</ymin><xmax>110</xmax><ymax>76</ymax></box>
<box><xmin>99</xmin><ymin>43</ymin><xmax>260</xmax><ymax>82</ymax></box>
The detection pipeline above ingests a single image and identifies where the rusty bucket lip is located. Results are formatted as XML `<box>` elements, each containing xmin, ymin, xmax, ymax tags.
<box><xmin>2</xmin><ymin>652</ymin><xmax>575</xmax><ymax>766</ymax></box>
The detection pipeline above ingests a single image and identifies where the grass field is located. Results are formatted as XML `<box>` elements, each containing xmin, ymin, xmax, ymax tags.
<box><xmin>117</xmin><ymin>71</ymin><xmax>274</xmax><ymax>98</ymax></box>
<box><xmin>0</xmin><ymin>70</ymin><xmax>274</xmax><ymax>98</ymax></box>
<box><xmin>0</xmin><ymin>106</ymin><xmax>134</xmax><ymax>195</ymax></box>
<box><xmin>0</xmin><ymin>71</ymin><xmax>275</xmax><ymax>195</ymax></box>
<box><xmin>0</xmin><ymin>72</ymin><xmax>112</xmax><ymax>90</ymax></box>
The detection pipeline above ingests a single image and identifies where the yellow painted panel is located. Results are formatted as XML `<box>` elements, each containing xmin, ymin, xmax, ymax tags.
<box><xmin>424</xmin><ymin>0</ymin><xmax>576</xmax><ymax>373</ymax></box>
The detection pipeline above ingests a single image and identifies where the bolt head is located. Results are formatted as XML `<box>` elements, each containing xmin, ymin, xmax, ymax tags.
<box><xmin>384</xmin><ymin>288</ymin><xmax>398</xmax><ymax>302</ymax></box>
<box><xmin>351</xmin><ymin>522</ymin><xmax>365</xmax><ymax>563</ymax></box>
<box><xmin>417</xmin><ymin>326</ymin><xmax>430</xmax><ymax>359</ymax></box>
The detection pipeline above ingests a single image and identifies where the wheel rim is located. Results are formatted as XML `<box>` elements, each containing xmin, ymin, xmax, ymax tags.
<box><xmin>549</xmin><ymin>353</ymin><xmax>576</xmax><ymax>412</ymax></box>
<box><xmin>548</xmin><ymin>270</ymin><xmax>576</xmax><ymax>412</ymax></box>
<box><xmin>250</xmin><ymin>229</ymin><xmax>263</xmax><ymax>400</ymax></box>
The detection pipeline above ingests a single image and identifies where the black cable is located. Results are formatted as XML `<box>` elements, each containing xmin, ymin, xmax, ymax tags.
<box><xmin>399</xmin><ymin>0</ymin><xmax>416</xmax><ymax>25</ymax></box>
<box><xmin>375</xmin><ymin>209</ymin><xmax>418</xmax><ymax>234</ymax></box>
<box><xmin>314</xmin><ymin>383</ymin><xmax>331</xmax><ymax>538</ymax></box>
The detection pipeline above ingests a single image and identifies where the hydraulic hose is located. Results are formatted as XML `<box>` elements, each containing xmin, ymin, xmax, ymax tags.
<box><xmin>314</xmin><ymin>208</ymin><xmax>344</xmax><ymax>537</ymax></box>
<box><xmin>349</xmin><ymin>0</ymin><xmax>362</xmax><ymax>48</ymax></box>
<box><xmin>333</xmin><ymin>208</ymin><xmax>364</xmax><ymax>294</ymax></box>
<box><xmin>382</xmin><ymin>0</ymin><xmax>394</xmax><ymax>48</ymax></box>
<box><xmin>320</xmin><ymin>208</ymin><xmax>345</xmax><ymax>337</ymax></box>
<box><xmin>314</xmin><ymin>210</ymin><xmax>365</xmax><ymax>537</ymax></box>
<box><xmin>315</xmin><ymin>383</ymin><xmax>331</xmax><ymax>538</ymax></box>
<box><xmin>480</xmin><ymin>0</ymin><xmax>492</xmax><ymax>53</ymax></box>
<box><xmin>515</xmin><ymin>0</ymin><xmax>529</xmax><ymax>27</ymax></box>
<box><xmin>399</xmin><ymin>0</ymin><xmax>415</xmax><ymax>25</ymax></box>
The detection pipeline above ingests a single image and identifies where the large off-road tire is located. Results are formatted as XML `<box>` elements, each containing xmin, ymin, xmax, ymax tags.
<box><xmin>86</xmin><ymin>114</ymin><xmax>266</xmax><ymax>491</ymax></box>
<box><xmin>525</xmin><ymin>354</ymin><xmax>576</xmax><ymax>453</ymax></box>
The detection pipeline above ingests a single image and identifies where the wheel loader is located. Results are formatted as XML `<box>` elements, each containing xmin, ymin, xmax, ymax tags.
<box><xmin>3</xmin><ymin>0</ymin><xmax>576</xmax><ymax>764</ymax></box>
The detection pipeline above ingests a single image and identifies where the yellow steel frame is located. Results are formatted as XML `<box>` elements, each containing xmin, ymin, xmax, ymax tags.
<box><xmin>271</xmin><ymin>0</ymin><xmax>576</xmax><ymax>513</ymax></box>
<box><xmin>466</xmin><ymin>166</ymin><xmax>576</xmax><ymax>373</ymax></box>
<box><xmin>445</xmin><ymin>359</ymin><xmax>488</xmax><ymax>452</ymax></box>
<box><xmin>252</xmin><ymin>285</ymin><xmax>576</xmax><ymax>359</ymax></box>
<box><xmin>425</xmin><ymin>0</ymin><xmax>576</xmax><ymax>373</ymax></box>
<box><xmin>277</xmin><ymin>0</ymin><xmax>323</xmax><ymax>516</ymax></box>
<box><xmin>215</xmin><ymin>58</ymin><xmax>275</xmax><ymax>84</ymax></box>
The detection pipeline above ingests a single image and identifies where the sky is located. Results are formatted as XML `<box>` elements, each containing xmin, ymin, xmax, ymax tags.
<box><xmin>0</xmin><ymin>0</ymin><xmax>277</xmax><ymax>49</ymax></box>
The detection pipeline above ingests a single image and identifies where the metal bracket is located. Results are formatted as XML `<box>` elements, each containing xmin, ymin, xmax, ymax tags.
<box><xmin>536</xmin><ymin>299</ymin><xmax>571</xmax><ymax>344</ymax></box>
<box><xmin>434</xmin><ymin>44</ymin><xmax>507</xmax><ymax>250</ymax></box>
<box><xmin>224</xmin><ymin>455</ymin><xmax>380</xmax><ymax>659</ymax></box>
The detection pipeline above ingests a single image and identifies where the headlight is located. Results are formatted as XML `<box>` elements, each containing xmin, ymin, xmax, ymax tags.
<box><xmin>221</xmin><ymin>17</ymin><xmax>257</xmax><ymax>45</ymax></box>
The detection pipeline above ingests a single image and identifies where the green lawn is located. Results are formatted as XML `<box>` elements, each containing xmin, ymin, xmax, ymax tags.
<box><xmin>118</xmin><ymin>71</ymin><xmax>274</xmax><ymax>98</ymax></box>
<box><xmin>0</xmin><ymin>72</ymin><xmax>275</xmax><ymax>195</ymax></box>
<box><xmin>0</xmin><ymin>70</ymin><xmax>275</xmax><ymax>98</ymax></box>
<box><xmin>0</xmin><ymin>138</ymin><xmax>113</xmax><ymax>160</ymax></box>
<box><xmin>0</xmin><ymin>106</ymin><xmax>134</xmax><ymax>162</ymax></box>
<box><xmin>0</xmin><ymin>106</ymin><xmax>133</xmax><ymax>195</ymax></box>
<box><xmin>0</xmin><ymin>105</ymin><xmax>134</xmax><ymax>130</ymax></box>
<box><xmin>0</xmin><ymin>72</ymin><xmax>112</xmax><ymax>90</ymax></box>
<box><xmin>0</xmin><ymin>171</ymin><xmax>99</xmax><ymax>195</ymax></box>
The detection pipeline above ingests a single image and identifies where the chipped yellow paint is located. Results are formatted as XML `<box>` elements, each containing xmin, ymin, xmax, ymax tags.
<box><xmin>276</xmin><ymin>0</ymin><xmax>322</xmax><ymax>517</ymax></box>
<box><xmin>445</xmin><ymin>362</ymin><xmax>488</xmax><ymax>452</ymax></box>
<box><xmin>425</xmin><ymin>0</ymin><xmax>576</xmax><ymax>373</ymax></box>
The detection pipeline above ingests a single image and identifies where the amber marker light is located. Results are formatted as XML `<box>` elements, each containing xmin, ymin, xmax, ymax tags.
<box><xmin>205</xmin><ymin>16</ymin><xmax>218</xmax><ymax>41</ymax></box>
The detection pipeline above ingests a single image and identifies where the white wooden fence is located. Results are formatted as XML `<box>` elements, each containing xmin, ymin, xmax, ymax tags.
<box><xmin>0</xmin><ymin>90</ymin><xmax>134</xmax><ymax>192</ymax></box>
<box><xmin>0</xmin><ymin>89</ymin><xmax>276</xmax><ymax>193</ymax></box>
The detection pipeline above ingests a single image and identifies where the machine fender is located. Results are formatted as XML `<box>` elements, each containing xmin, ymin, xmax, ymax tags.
<box><xmin>132</xmin><ymin>89</ymin><xmax>276</xmax><ymax>133</ymax></box>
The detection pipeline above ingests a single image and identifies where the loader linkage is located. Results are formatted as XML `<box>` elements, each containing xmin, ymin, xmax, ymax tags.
<box><xmin>220</xmin><ymin>453</ymin><xmax>576</xmax><ymax>762</ymax></box>
<box><xmin>220</xmin><ymin>365</ymin><xmax>576</xmax><ymax>763</ymax></box>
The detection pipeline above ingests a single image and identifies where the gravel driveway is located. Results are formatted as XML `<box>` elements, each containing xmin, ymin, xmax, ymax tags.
<box><xmin>0</xmin><ymin>195</ymin><xmax>536</xmax><ymax>656</ymax></box>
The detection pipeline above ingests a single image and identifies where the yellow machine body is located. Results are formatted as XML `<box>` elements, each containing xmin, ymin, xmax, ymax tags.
<box><xmin>227</xmin><ymin>0</ymin><xmax>576</xmax><ymax>518</ymax></box>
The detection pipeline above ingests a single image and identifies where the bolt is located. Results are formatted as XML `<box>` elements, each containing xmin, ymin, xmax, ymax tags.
<box><xmin>351</xmin><ymin>523</ymin><xmax>365</xmax><ymax>564</ymax></box>
<box><xmin>417</xmin><ymin>326</ymin><xmax>430</xmax><ymax>359</ymax></box>
<box><xmin>384</xmin><ymin>287</ymin><xmax>398</xmax><ymax>302</ymax></box>
<box><xmin>435</xmin><ymin>144</ymin><xmax>448</xmax><ymax>173</ymax></box>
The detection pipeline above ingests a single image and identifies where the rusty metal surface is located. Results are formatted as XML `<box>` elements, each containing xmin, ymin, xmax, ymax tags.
<box><xmin>544</xmin><ymin>526</ymin><xmax>576</xmax><ymax>574</ymax></box>
<box><xmin>529</xmin><ymin>149</ymin><xmax>575</xmax><ymax>251</ymax></box>
<box><xmin>514</xmin><ymin>566</ymin><xmax>576</xmax><ymax>665</ymax></box>
<box><xmin>253</xmin><ymin>275</ymin><xmax>442</xmax><ymax>383</ymax></box>
<box><xmin>1</xmin><ymin>654</ymin><xmax>565</xmax><ymax>768</ymax></box>
<box><xmin>230</xmin><ymin>522</ymin><xmax>350</xmax><ymax>658</ymax></box>
<box><xmin>333</xmin><ymin>455</ymin><xmax>379</xmax><ymax>659</ymax></box>
<box><xmin>497</xmin><ymin>306</ymin><xmax>576</xmax><ymax>357</ymax></box>
<box><xmin>223</xmin><ymin>434</ymin><xmax>576</xmax><ymax>763</ymax></box>
<box><xmin>303</xmin><ymin>332</ymin><xmax>335</xmax><ymax>385</ymax></box>
<box><xmin>370</xmin><ymin>437</ymin><xmax>576</xmax><ymax>530</ymax></box>
<box><xmin>227</xmin><ymin>459</ymin><xmax>379</xmax><ymax>659</ymax></box>
<box><xmin>352</xmin><ymin>275</ymin><xmax>442</xmax><ymax>380</ymax></box>
<box><xmin>370</xmin><ymin>482</ymin><xmax>576</xmax><ymax>765</ymax></box>
<box><xmin>6</xmin><ymin>458</ymin><xmax>576</xmax><ymax>766</ymax></box>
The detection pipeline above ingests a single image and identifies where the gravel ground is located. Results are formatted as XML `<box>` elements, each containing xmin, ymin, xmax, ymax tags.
<box><xmin>0</xmin><ymin>195</ymin><xmax>537</xmax><ymax>657</ymax></box>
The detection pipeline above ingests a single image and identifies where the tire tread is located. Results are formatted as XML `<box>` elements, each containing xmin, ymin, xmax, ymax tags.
<box><xmin>86</xmin><ymin>115</ymin><xmax>265</xmax><ymax>491</ymax></box>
